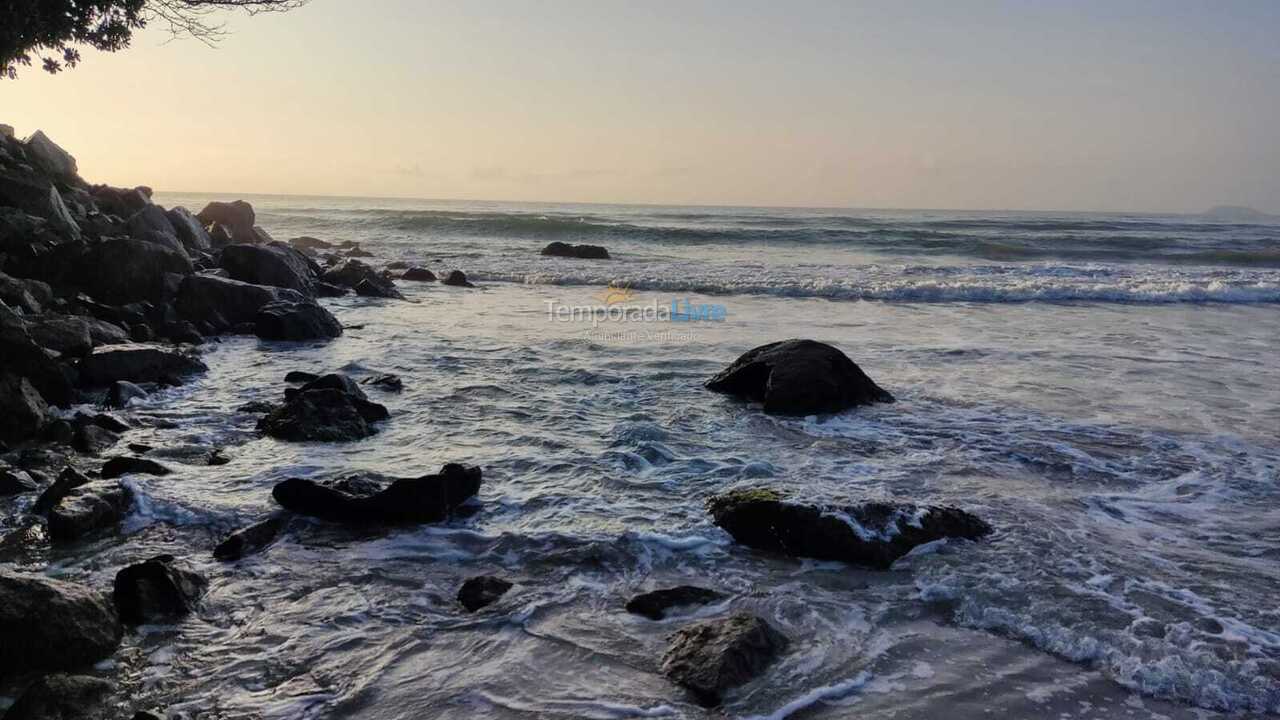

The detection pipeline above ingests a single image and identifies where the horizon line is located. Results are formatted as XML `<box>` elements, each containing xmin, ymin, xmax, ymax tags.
<box><xmin>148</xmin><ymin>189</ymin><xmax>1262</xmax><ymax>218</ymax></box>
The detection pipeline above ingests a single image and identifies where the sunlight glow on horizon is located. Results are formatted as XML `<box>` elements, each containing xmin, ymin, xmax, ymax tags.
<box><xmin>4</xmin><ymin>0</ymin><xmax>1278</xmax><ymax>213</ymax></box>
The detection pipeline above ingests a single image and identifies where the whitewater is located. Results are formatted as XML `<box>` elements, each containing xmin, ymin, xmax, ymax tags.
<box><xmin>5</xmin><ymin>194</ymin><xmax>1278</xmax><ymax>719</ymax></box>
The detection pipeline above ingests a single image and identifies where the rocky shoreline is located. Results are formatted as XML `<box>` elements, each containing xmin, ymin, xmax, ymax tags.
<box><xmin>0</xmin><ymin>128</ymin><xmax>991</xmax><ymax>717</ymax></box>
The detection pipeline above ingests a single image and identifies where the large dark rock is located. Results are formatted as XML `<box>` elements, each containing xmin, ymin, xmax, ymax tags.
<box><xmin>101</xmin><ymin>456</ymin><xmax>170</xmax><ymax>479</ymax></box>
<box><xmin>196</xmin><ymin>200</ymin><xmax>256</xmax><ymax>244</ymax></box>
<box><xmin>24</xmin><ymin>130</ymin><xmax>78</xmax><ymax>178</ymax></box>
<box><xmin>166</xmin><ymin>206</ymin><xmax>213</xmax><ymax>255</ymax></box>
<box><xmin>103</xmin><ymin>380</ymin><xmax>148</xmax><ymax>408</ymax></box>
<box><xmin>707</xmin><ymin>488</ymin><xmax>992</xmax><ymax>569</ymax></box>
<box><xmin>441</xmin><ymin>269</ymin><xmax>475</xmax><ymax>288</ymax></box>
<box><xmin>660</xmin><ymin>613</ymin><xmax>789</xmax><ymax>707</ymax></box>
<box><xmin>82</xmin><ymin>317</ymin><xmax>131</xmax><ymax>347</ymax></box>
<box><xmin>175</xmin><ymin>273</ymin><xmax>300</xmax><ymax>329</ymax></box>
<box><xmin>219</xmin><ymin>242</ymin><xmax>317</xmax><ymax>295</ymax></box>
<box><xmin>626</xmin><ymin>586</ymin><xmax>725</xmax><ymax>621</ymax></box>
<box><xmin>1</xmin><ymin>302</ymin><xmax>75</xmax><ymax>407</ymax></box>
<box><xmin>213</xmin><ymin>514</ymin><xmax>288</xmax><ymax>561</ymax></box>
<box><xmin>26</xmin><ymin>313</ymin><xmax>94</xmax><ymax>357</ymax></box>
<box><xmin>272</xmin><ymin>463</ymin><xmax>481</xmax><ymax>524</ymax></box>
<box><xmin>705</xmin><ymin>339</ymin><xmax>894</xmax><ymax>416</ymax></box>
<box><xmin>32</xmin><ymin>466</ymin><xmax>91</xmax><ymax>515</ymax></box>
<box><xmin>541</xmin><ymin>241</ymin><xmax>610</xmax><ymax>259</ymax></box>
<box><xmin>253</xmin><ymin>299</ymin><xmax>342</xmax><ymax>341</ymax></box>
<box><xmin>260</xmin><ymin>374</ymin><xmax>388</xmax><ymax>441</ymax></box>
<box><xmin>3</xmin><ymin>674</ymin><xmax>114</xmax><ymax>720</ymax></box>
<box><xmin>72</xmin><ymin>423</ymin><xmax>120</xmax><ymax>455</ymax></box>
<box><xmin>0</xmin><ymin>372</ymin><xmax>49</xmax><ymax>445</ymax></box>
<box><xmin>321</xmin><ymin>259</ymin><xmax>404</xmax><ymax>299</ymax></box>
<box><xmin>0</xmin><ymin>571</ymin><xmax>123</xmax><ymax>674</ymax></box>
<box><xmin>0</xmin><ymin>467</ymin><xmax>39</xmax><ymax>496</ymax></box>
<box><xmin>126</xmin><ymin>205</ymin><xmax>188</xmax><ymax>259</ymax></box>
<box><xmin>74</xmin><ymin>238</ymin><xmax>193</xmax><ymax>304</ymax></box>
<box><xmin>400</xmin><ymin>266</ymin><xmax>436</xmax><ymax>282</ymax></box>
<box><xmin>457</xmin><ymin>575</ymin><xmax>512</xmax><ymax>612</ymax></box>
<box><xmin>78</xmin><ymin>346</ymin><xmax>207</xmax><ymax>386</ymax></box>
<box><xmin>113</xmin><ymin>555</ymin><xmax>207</xmax><ymax>625</ymax></box>
<box><xmin>47</xmin><ymin>481</ymin><xmax>133</xmax><ymax>542</ymax></box>
<box><xmin>0</xmin><ymin>270</ymin><xmax>42</xmax><ymax>312</ymax></box>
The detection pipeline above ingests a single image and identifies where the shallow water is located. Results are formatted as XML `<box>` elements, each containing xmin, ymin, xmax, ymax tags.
<box><xmin>3</xmin><ymin>198</ymin><xmax>1278</xmax><ymax>718</ymax></box>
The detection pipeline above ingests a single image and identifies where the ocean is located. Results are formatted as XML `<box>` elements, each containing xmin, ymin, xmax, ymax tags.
<box><xmin>31</xmin><ymin>195</ymin><xmax>1280</xmax><ymax>718</ymax></box>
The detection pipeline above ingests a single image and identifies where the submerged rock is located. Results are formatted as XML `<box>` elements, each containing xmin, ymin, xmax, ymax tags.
<box><xmin>705</xmin><ymin>339</ymin><xmax>894</xmax><ymax>416</ymax></box>
<box><xmin>321</xmin><ymin>259</ymin><xmax>404</xmax><ymax>299</ymax></box>
<box><xmin>0</xmin><ymin>571</ymin><xmax>123</xmax><ymax>674</ymax></box>
<box><xmin>441</xmin><ymin>269</ymin><xmax>474</xmax><ymax>288</ymax></box>
<box><xmin>707</xmin><ymin>488</ymin><xmax>992</xmax><ymax>569</ymax></box>
<box><xmin>4</xmin><ymin>674</ymin><xmax>114</xmax><ymax>720</ymax></box>
<box><xmin>362</xmin><ymin>373</ymin><xmax>403</xmax><ymax>392</ymax></box>
<box><xmin>400</xmin><ymin>266</ymin><xmax>436</xmax><ymax>282</ymax></box>
<box><xmin>253</xmin><ymin>299</ymin><xmax>342</xmax><ymax>341</ymax></box>
<box><xmin>271</xmin><ymin>463</ymin><xmax>481</xmax><ymax>525</ymax></box>
<box><xmin>541</xmin><ymin>241</ymin><xmax>610</xmax><ymax>259</ymax></box>
<box><xmin>103</xmin><ymin>380</ymin><xmax>148</xmax><ymax>408</ymax></box>
<box><xmin>213</xmin><ymin>514</ymin><xmax>288</xmax><ymax>561</ymax></box>
<box><xmin>47</xmin><ymin>481</ymin><xmax>133</xmax><ymax>542</ymax></box>
<box><xmin>260</xmin><ymin>373</ymin><xmax>389</xmax><ymax>442</ymax></box>
<box><xmin>660</xmin><ymin>613</ymin><xmax>789</xmax><ymax>707</ymax></box>
<box><xmin>100</xmin><ymin>456</ymin><xmax>170</xmax><ymax>479</ymax></box>
<box><xmin>113</xmin><ymin>555</ymin><xmax>208</xmax><ymax>625</ymax></box>
<box><xmin>626</xmin><ymin>586</ymin><xmax>725</xmax><ymax>620</ymax></box>
<box><xmin>78</xmin><ymin>346</ymin><xmax>207</xmax><ymax>386</ymax></box>
<box><xmin>457</xmin><ymin>575</ymin><xmax>513</xmax><ymax>612</ymax></box>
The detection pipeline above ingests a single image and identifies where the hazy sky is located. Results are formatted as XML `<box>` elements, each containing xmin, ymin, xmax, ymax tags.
<box><xmin>4</xmin><ymin>0</ymin><xmax>1278</xmax><ymax>211</ymax></box>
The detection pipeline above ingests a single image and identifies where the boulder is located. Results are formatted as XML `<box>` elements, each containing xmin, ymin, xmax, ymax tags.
<box><xmin>4</xmin><ymin>674</ymin><xmax>114</xmax><ymax>720</ymax></box>
<box><xmin>441</xmin><ymin>269</ymin><xmax>475</xmax><ymax>288</ymax></box>
<box><xmin>289</xmin><ymin>236</ymin><xmax>332</xmax><ymax>252</ymax></box>
<box><xmin>219</xmin><ymin>242</ymin><xmax>317</xmax><ymax>295</ymax></box>
<box><xmin>112</xmin><ymin>555</ymin><xmax>207</xmax><ymax>625</ymax></box>
<box><xmin>705</xmin><ymin>339</ymin><xmax>894</xmax><ymax>416</ymax></box>
<box><xmin>626</xmin><ymin>586</ymin><xmax>725</xmax><ymax>620</ymax></box>
<box><xmin>541</xmin><ymin>241</ymin><xmax>610</xmax><ymax>259</ymax></box>
<box><xmin>258</xmin><ymin>388</ymin><xmax>386</xmax><ymax>442</ymax></box>
<box><xmin>0</xmin><ymin>571</ymin><xmax>123</xmax><ymax>674</ymax></box>
<box><xmin>284</xmin><ymin>370</ymin><xmax>319</xmax><ymax>383</ymax></box>
<box><xmin>75</xmin><ymin>238</ymin><xmax>192</xmax><ymax>304</ymax></box>
<box><xmin>0</xmin><ymin>167</ymin><xmax>80</xmax><ymax>240</ymax></box>
<box><xmin>707</xmin><ymin>488</ymin><xmax>992</xmax><ymax>569</ymax></box>
<box><xmin>103</xmin><ymin>380</ymin><xmax>148</xmax><ymax>408</ymax></box>
<box><xmin>271</xmin><ymin>463</ymin><xmax>481</xmax><ymax>524</ymax></box>
<box><xmin>26</xmin><ymin>314</ymin><xmax>94</xmax><ymax>357</ymax></box>
<box><xmin>660</xmin><ymin>613</ymin><xmax>789</xmax><ymax>707</ymax></box>
<box><xmin>82</xmin><ymin>317</ymin><xmax>131</xmax><ymax>346</ymax></box>
<box><xmin>0</xmin><ymin>373</ymin><xmax>50</xmax><ymax>445</ymax></box>
<box><xmin>457</xmin><ymin>575</ymin><xmax>512</xmax><ymax>612</ymax></box>
<box><xmin>175</xmin><ymin>273</ymin><xmax>300</xmax><ymax>329</ymax></box>
<box><xmin>213</xmin><ymin>514</ymin><xmax>288</xmax><ymax>561</ymax></box>
<box><xmin>165</xmin><ymin>206</ymin><xmax>213</xmax><ymax>255</ymax></box>
<box><xmin>400</xmin><ymin>266</ymin><xmax>436</xmax><ymax>282</ymax></box>
<box><xmin>196</xmin><ymin>200</ymin><xmax>256</xmax><ymax>243</ymax></box>
<box><xmin>24</xmin><ymin>130</ymin><xmax>78</xmax><ymax>178</ymax></box>
<box><xmin>72</xmin><ymin>423</ymin><xmax>120</xmax><ymax>455</ymax></box>
<box><xmin>1</xmin><ymin>308</ymin><xmax>75</xmax><ymax>407</ymax></box>
<box><xmin>361</xmin><ymin>373</ymin><xmax>403</xmax><ymax>392</ymax></box>
<box><xmin>47</xmin><ymin>481</ymin><xmax>133</xmax><ymax>542</ymax></box>
<box><xmin>253</xmin><ymin>299</ymin><xmax>343</xmax><ymax>341</ymax></box>
<box><xmin>78</xmin><ymin>346</ymin><xmax>207</xmax><ymax>386</ymax></box>
<box><xmin>126</xmin><ymin>205</ymin><xmax>188</xmax><ymax>257</ymax></box>
<box><xmin>0</xmin><ymin>467</ymin><xmax>38</xmax><ymax>495</ymax></box>
<box><xmin>321</xmin><ymin>259</ymin><xmax>404</xmax><ymax>299</ymax></box>
<box><xmin>101</xmin><ymin>456</ymin><xmax>170</xmax><ymax>479</ymax></box>
<box><xmin>90</xmin><ymin>184</ymin><xmax>150</xmax><ymax>217</ymax></box>
<box><xmin>0</xmin><ymin>269</ymin><xmax>42</xmax><ymax>312</ymax></box>
<box><xmin>32</xmin><ymin>466</ymin><xmax>91</xmax><ymax>515</ymax></box>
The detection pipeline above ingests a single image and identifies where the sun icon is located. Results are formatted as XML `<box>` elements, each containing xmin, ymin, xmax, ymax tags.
<box><xmin>596</xmin><ymin>281</ymin><xmax>636</xmax><ymax>305</ymax></box>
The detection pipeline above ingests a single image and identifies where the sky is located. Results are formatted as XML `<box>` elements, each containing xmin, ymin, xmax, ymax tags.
<box><xmin>4</xmin><ymin>0</ymin><xmax>1279</xmax><ymax>212</ymax></box>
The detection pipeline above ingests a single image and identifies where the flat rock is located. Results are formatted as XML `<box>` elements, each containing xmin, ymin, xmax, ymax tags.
<box><xmin>272</xmin><ymin>463</ymin><xmax>481</xmax><ymax>524</ymax></box>
<box><xmin>660</xmin><ymin>612</ymin><xmax>789</xmax><ymax>706</ymax></box>
<box><xmin>541</xmin><ymin>241</ymin><xmax>610</xmax><ymax>259</ymax></box>
<box><xmin>705</xmin><ymin>339</ymin><xmax>894</xmax><ymax>416</ymax></box>
<box><xmin>0</xmin><ymin>571</ymin><xmax>123</xmax><ymax>674</ymax></box>
<box><xmin>101</xmin><ymin>456</ymin><xmax>170</xmax><ymax>479</ymax></box>
<box><xmin>707</xmin><ymin>488</ymin><xmax>992</xmax><ymax>569</ymax></box>
<box><xmin>626</xmin><ymin>586</ymin><xmax>725</xmax><ymax>620</ymax></box>
<box><xmin>78</xmin><ymin>345</ymin><xmax>207</xmax><ymax>386</ymax></box>
<box><xmin>47</xmin><ymin>481</ymin><xmax>133</xmax><ymax>542</ymax></box>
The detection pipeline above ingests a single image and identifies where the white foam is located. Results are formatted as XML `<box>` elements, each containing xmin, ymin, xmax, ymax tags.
<box><xmin>740</xmin><ymin>671</ymin><xmax>872</xmax><ymax>720</ymax></box>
